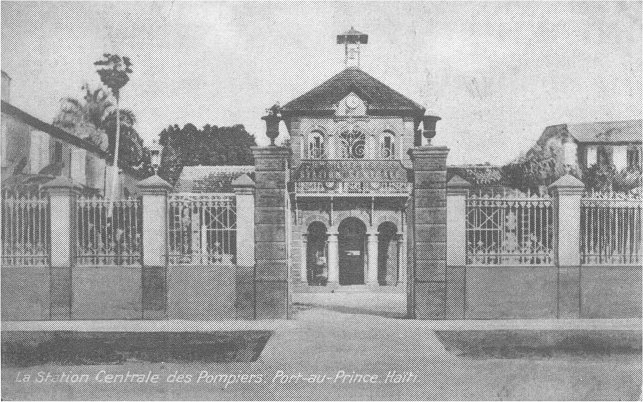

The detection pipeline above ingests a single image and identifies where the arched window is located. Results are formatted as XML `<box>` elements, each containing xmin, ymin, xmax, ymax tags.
<box><xmin>308</xmin><ymin>131</ymin><xmax>325</xmax><ymax>159</ymax></box>
<box><xmin>339</xmin><ymin>129</ymin><xmax>365</xmax><ymax>159</ymax></box>
<box><xmin>380</xmin><ymin>131</ymin><xmax>396</xmax><ymax>159</ymax></box>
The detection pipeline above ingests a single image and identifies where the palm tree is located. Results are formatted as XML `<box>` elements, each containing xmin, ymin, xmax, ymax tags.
<box><xmin>54</xmin><ymin>84</ymin><xmax>137</xmax><ymax>154</ymax></box>
<box><xmin>94</xmin><ymin>54</ymin><xmax>133</xmax><ymax>207</ymax></box>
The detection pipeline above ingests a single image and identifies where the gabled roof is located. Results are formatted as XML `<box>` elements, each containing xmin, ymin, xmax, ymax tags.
<box><xmin>281</xmin><ymin>68</ymin><xmax>425</xmax><ymax>117</ymax></box>
<box><xmin>566</xmin><ymin>119</ymin><xmax>641</xmax><ymax>144</ymax></box>
<box><xmin>542</xmin><ymin>119</ymin><xmax>642</xmax><ymax>145</ymax></box>
<box><xmin>174</xmin><ymin>165</ymin><xmax>255</xmax><ymax>193</ymax></box>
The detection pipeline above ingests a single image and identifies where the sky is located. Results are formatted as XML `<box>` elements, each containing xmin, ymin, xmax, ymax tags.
<box><xmin>1</xmin><ymin>1</ymin><xmax>641</xmax><ymax>165</ymax></box>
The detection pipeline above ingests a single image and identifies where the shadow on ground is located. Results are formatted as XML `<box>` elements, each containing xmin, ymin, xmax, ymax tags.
<box><xmin>436</xmin><ymin>330</ymin><xmax>642</xmax><ymax>360</ymax></box>
<box><xmin>1</xmin><ymin>331</ymin><xmax>272</xmax><ymax>367</ymax></box>
<box><xmin>292</xmin><ymin>302</ymin><xmax>408</xmax><ymax>319</ymax></box>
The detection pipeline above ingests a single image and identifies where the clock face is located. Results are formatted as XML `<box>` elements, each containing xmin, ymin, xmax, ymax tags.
<box><xmin>346</xmin><ymin>96</ymin><xmax>360</xmax><ymax>109</ymax></box>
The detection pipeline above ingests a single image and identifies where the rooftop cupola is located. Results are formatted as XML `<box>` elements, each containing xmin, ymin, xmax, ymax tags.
<box><xmin>337</xmin><ymin>27</ymin><xmax>368</xmax><ymax>69</ymax></box>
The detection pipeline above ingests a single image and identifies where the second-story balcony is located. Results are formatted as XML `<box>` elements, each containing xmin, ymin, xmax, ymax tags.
<box><xmin>292</xmin><ymin>160</ymin><xmax>412</xmax><ymax>197</ymax></box>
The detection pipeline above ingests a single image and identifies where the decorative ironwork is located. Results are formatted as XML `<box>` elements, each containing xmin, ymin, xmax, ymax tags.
<box><xmin>168</xmin><ymin>193</ymin><xmax>236</xmax><ymax>265</ymax></box>
<box><xmin>380</xmin><ymin>134</ymin><xmax>395</xmax><ymax>159</ymax></box>
<box><xmin>76</xmin><ymin>196</ymin><xmax>142</xmax><ymax>266</ymax></box>
<box><xmin>1</xmin><ymin>190</ymin><xmax>50</xmax><ymax>266</ymax></box>
<box><xmin>307</xmin><ymin>131</ymin><xmax>327</xmax><ymax>159</ymax></box>
<box><xmin>581</xmin><ymin>191</ymin><xmax>642</xmax><ymax>265</ymax></box>
<box><xmin>466</xmin><ymin>190</ymin><xmax>553</xmax><ymax>265</ymax></box>
<box><xmin>339</xmin><ymin>129</ymin><xmax>365</xmax><ymax>159</ymax></box>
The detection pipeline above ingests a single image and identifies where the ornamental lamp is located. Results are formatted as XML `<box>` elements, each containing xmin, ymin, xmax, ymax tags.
<box><xmin>421</xmin><ymin>115</ymin><xmax>441</xmax><ymax>145</ymax></box>
<box><xmin>262</xmin><ymin>103</ymin><xmax>282</xmax><ymax>146</ymax></box>
<box><xmin>149</xmin><ymin>140</ymin><xmax>163</xmax><ymax>175</ymax></box>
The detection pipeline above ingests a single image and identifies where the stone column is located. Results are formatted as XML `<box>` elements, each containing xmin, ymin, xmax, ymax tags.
<box><xmin>253</xmin><ymin>146</ymin><xmax>290</xmax><ymax>319</ymax></box>
<box><xmin>138</xmin><ymin>175</ymin><xmax>172</xmax><ymax>267</ymax></box>
<box><xmin>327</xmin><ymin>228</ymin><xmax>339</xmax><ymax>284</ymax></box>
<box><xmin>300</xmin><ymin>234</ymin><xmax>308</xmax><ymax>283</ymax></box>
<box><xmin>409</xmin><ymin>146</ymin><xmax>449</xmax><ymax>319</ymax></box>
<box><xmin>42</xmin><ymin>177</ymin><xmax>82</xmax><ymax>319</ymax></box>
<box><xmin>137</xmin><ymin>174</ymin><xmax>172</xmax><ymax>319</ymax></box>
<box><xmin>367</xmin><ymin>229</ymin><xmax>379</xmax><ymax>285</ymax></box>
<box><xmin>232</xmin><ymin>174</ymin><xmax>256</xmax><ymax>268</ymax></box>
<box><xmin>397</xmin><ymin>233</ymin><xmax>405</xmax><ymax>285</ymax></box>
<box><xmin>446</xmin><ymin>175</ymin><xmax>471</xmax><ymax>319</ymax></box>
<box><xmin>549</xmin><ymin>174</ymin><xmax>585</xmax><ymax>319</ymax></box>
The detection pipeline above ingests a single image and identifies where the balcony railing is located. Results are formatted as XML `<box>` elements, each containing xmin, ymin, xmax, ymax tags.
<box><xmin>293</xmin><ymin>160</ymin><xmax>411</xmax><ymax>196</ymax></box>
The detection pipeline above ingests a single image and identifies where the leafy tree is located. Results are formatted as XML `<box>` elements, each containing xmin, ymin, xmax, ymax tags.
<box><xmin>158</xmin><ymin>123</ymin><xmax>257</xmax><ymax>184</ymax></box>
<box><xmin>502</xmin><ymin>144</ymin><xmax>580</xmax><ymax>193</ymax></box>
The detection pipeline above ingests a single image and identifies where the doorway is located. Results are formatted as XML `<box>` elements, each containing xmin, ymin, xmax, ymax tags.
<box><xmin>338</xmin><ymin>217</ymin><xmax>367</xmax><ymax>285</ymax></box>
<box><xmin>306</xmin><ymin>222</ymin><xmax>328</xmax><ymax>286</ymax></box>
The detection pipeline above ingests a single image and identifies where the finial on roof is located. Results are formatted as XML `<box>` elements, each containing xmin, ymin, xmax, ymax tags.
<box><xmin>337</xmin><ymin>27</ymin><xmax>368</xmax><ymax>69</ymax></box>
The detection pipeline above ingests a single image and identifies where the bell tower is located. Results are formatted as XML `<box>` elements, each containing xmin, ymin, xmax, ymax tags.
<box><xmin>337</xmin><ymin>27</ymin><xmax>368</xmax><ymax>68</ymax></box>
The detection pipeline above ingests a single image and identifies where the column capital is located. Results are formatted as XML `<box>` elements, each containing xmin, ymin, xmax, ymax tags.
<box><xmin>137</xmin><ymin>174</ymin><xmax>172</xmax><ymax>195</ymax></box>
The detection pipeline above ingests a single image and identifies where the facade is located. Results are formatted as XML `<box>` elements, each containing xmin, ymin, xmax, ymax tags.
<box><xmin>534</xmin><ymin>120</ymin><xmax>642</xmax><ymax>171</ymax></box>
<box><xmin>1</xmin><ymin>71</ymin><xmax>142</xmax><ymax>196</ymax></box>
<box><xmin>281</xmin><ymin>30</ymin><xmax>428</xmax><ymax>291</ymax></box>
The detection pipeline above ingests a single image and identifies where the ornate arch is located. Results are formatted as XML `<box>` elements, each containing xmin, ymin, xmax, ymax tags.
<box><xmin>374</xmin><ymin>213</ymin><xmax>401</xmax><ymax>229</ymax></box>
<box><xmin>303</xmin><ymin>213</ymin><xmax>330</xmax><ymax>228</ymax></box>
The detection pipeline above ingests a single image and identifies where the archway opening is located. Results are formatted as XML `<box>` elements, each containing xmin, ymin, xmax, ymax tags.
<box><xmin>338</xmin><ymin>217</ymin><xmax>367</xmax><ymax>285</ymax></box>
<box><xmin>378</xmin><ymin>222</ymin><xmax>399</xmax><ymax>285</ymax></box>
<box><xmin>306</xmin><ymin>222</ymin><xmax>328</xmax><ymax>286</ymax></box>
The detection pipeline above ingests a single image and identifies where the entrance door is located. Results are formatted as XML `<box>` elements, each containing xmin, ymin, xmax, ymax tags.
<box><xmin>338</xmin><ymin>218</ymin><xmax>366</xmax><ymax>285</ymax></box>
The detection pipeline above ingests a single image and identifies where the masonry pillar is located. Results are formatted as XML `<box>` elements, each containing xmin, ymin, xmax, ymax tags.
<box><xmin>397</xmin><ymin>233</ymin><xmax>405</xmax><ymax>285</ymax></box>
<box><xmin>42</xmin><ymin>177</ymin><xmax>82</xmax><ymax>319</ymax></box>
<box><xmin>232</xmin><ymin>174</ymin><xmax>256</xmax><ymax>267</ymax></box>
<box><xmin>409</xmin><ymin>146</ymin><xmax>449</xmax><ymax>319</ymax></box>
<box><xmin>327</xmin><ymin>228</ymin><xmax>339</xmax><ymax>284</ymax></box>
<box><xmin>137</xmin><ymin>175</ymin><xmax>172</xmax><ymax>319</ymax></box>
<box><xmin>253</xmin><ymin>146</ymin><xmax>290</xmax><ymax>319</ymax></box>
<box><xmin>367</xmin><ymin>229</ymin><xmax>379</xmax><ymax>285</ymax></box>
<box><xmin>300</xmin><ymin>234</ymin><xmax>308</xmax><ymax>283</ymax></box>
<box><xmin>446</xmin><ymin>175</ymin><xmax>471</xmax><ymax>319</ymax></box>
<box><xmin>549</xmin><ymin>174</ymin><xmax>585</xmax><ymax>319</ymax></box>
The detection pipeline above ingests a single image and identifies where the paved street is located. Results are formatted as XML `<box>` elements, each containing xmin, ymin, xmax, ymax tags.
<box><xmin>2</xmin><ymin>295</ymin><xmax>641</xmax><ymax>400</ymax></box>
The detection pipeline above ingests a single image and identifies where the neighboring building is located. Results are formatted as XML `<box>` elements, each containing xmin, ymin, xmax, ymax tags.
<box><xmin>281</xmin><ymin>28</ymin><xmax>427</xmax><ymax>291</ymax></box>
<box><xmin>174</xmin><ymin>165</ymin><xmax>255</xmax><ymax>192</ymax></box>
<box><xmin>1</xmin><ymin>71</ymin><xmax>144</xmax><ymax>196</ymax></box>
<box><xmin>534</xmin><ymin>120</ymin><xmax>642</xmax><ymax>172</ymax></box>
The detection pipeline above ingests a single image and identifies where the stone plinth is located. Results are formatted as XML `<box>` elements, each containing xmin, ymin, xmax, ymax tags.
<box><xmin>137</xmin><ymin>174</ymin><xmax>172</xmax><ymax>319</ymax></box>
<box><xmin>409</xmin><ymin>146</ymin><xmax>449</xmax><ymax>319</ymax></box>
<box><xmin>252</xmin><ymin>146</ymin><xmax>291</xmax><ymax>319</ymax></box>
<box><xmin>549</xmin><ymin>174</ymin><xmax>585</xmax><ymax>318</ymax></box>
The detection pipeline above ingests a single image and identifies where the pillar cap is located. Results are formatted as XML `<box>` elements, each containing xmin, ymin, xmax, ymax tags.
<box><xmin>408</xmin><ymin>146</ymin><xmax>450</xmax><ymax>157</ymax></box>
<box><xmin>137</xmin><ymin>174</ymin><xmax>172</xmax><ymax>194</ymax></box>
<box><xmin>447</xmin><ymin>175</ymin><xmax>471</xmax><ymax>189</ymax></box>
<box><xmin>251</xmin><ymin>146</ymin><xmax>291</xmax><ymax>157</ymax></box>
<box><xmin>548</xmin><ymin>174</ymin><xmax>585</xmax><ymax>193</ymax></box>
<box><xmin>231</xmin><ymin>173</ymin><xmax>255</xmax><ymax>188</ymax></box>
<box><xmin>41</xmin><ymin>176</ymin><xmax>83</xmax><ymax>193</ymax></box>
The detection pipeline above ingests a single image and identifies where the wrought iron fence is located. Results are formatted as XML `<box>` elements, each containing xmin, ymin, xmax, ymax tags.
<box><xmin>581</xmin><ymin>191</ymin><xmax>642</xmax><ymax>265</ymax></box>
<box><xmin>167</xmin><ymin>193</ymin><xmax>236</xmax><ymax>265</ymax></box>
<box><xmin>76</xmin><ymin>196</ymin><xmax>142</xmax><ymax>266</ymax></box>
<box><xmin>1</xmin><ymin>190</ymin><xmax>50</xmax><ymax>266</ymax></box>
<box><xmin>466</xmin><ymin>191</ymin><xmax>553</xmax><ymax>265</ymax></box>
